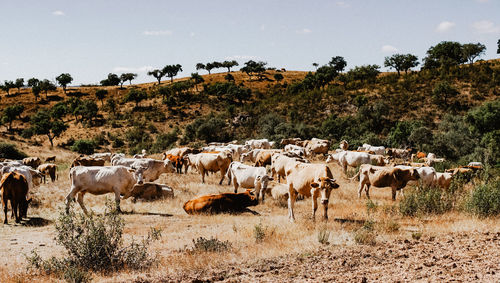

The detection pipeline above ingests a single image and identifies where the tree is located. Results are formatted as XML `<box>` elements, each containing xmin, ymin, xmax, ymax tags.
<box><xmin>347</xmin><ymin>64</ymin><xmax>380</xmax><ymax>83</ymax></box>
<box><xmin>147</xmin><ymin>69</ymin><xmax>165</xmax><ymax>85</ymax></box>
<box><xmin>55</xmin><ymin>73</ymin><xmax>73</xmax><ymax>94</ymax></box>
<box><xmin>28</xmin><ymin>77</ymin><xmax>42</xmax><ymax>101</ymax></box>
<box><xmin>100</xmin><ymin>73</ymin><xmax>120</xmax><ymax>86</ymax></box>
<box><xmin>196</xmin><ymin>63</ymin><xmax>206</xmax><ymax>72</ymax></box>
<box><xmin>224</xmin><ymin>73</ymin><xmax>235</xmax><ymax>82</ymax></box>
<box><xmin>1</xmin><ymin>104</ymin><xmax>24</xmax><ymax>131</ymax></box>
<box><xmin>462</xmin><ymin>43</ymin><xmax>486</xmax><ymax>65</ymax></box>
<box><xmin>328</xmin><ymin>56</ymin><xmax>347</xmax><ymax>73</ymax></box>
<box><xmin>74</xmin><ymin>100</ymin><xmax>99</xmax><ymax>125</ymax></box>
<box><xmin>312</xmin><ymin>63</ymin><xmax>319</xmax><ymax>70</ymax></box>
<box><xmin>222</xmin><ymin>60</ymin><xmax>239</xmax><ymax>72</ymax></box>
<box><xmin>212</xmin><ymin>61</ymin><xmax>223</xmax><ymax>72</ymax></box>
<box><xmin>274</xmin><ymin>73</ymin><xmax>284</xmax><ymax>82</ymax></box>
<box><xmin>423</xmin><ymin>41</ymin><xmax>465</xmax><ymax>69</ymax></box>
<box><xmin>95</xmin><ymin>89</ymin><xmax>108</xmax><ymax>105</ymax></box>
<box><xmin>105</xmin><ymin>98</ymin><xmax>117</xmax><ymax>116</ymax></box>
<box><xmin>39</xmin><ymin>79</ymin><xmax>57</xmax><ymax>99</ymax></box>
<box><xmin>123</xmin><ymin>89</ymin><xmax>147</xmax><ymax>107</ymax></box>
<box><xmin>30</xmin><ymin>109</ymin><xmax>68</xmax><ymax>147</ymax></box>
<box><xmin>14</xmin><ymin>78</ymin><xmax>24</xmax><ymax>94</ymax></box>
<box><xmin>205</xmin><ymin>62</ymin><xmax>215</xmax><ymax>75</ymax></box>
<box><xmin>240</xmin><ymin>60</ymin><xmax>267</xmax><ymax>80</ymax></box>
<box><xmin>432</xmin><ymin>81</ymin><xmax>459</xmax><ymax>105</ymax></box>
<box><xmin>1</xmin><ymin>80</ymin><xmax>15</xmax><ymax>95</ymax></box>
<box><xmin>497</xmin><ymin>39</ymin><xmax>500</xmax><ymax>54</ymax></box>
<box><xmin>190</xmin><ymin>73</ymin><xmax>204</xmax><ymax>91</ymax></box>
<box><xmin>162</xmin><ymin>64</ymin><xmax>183</xmax><ymax>83</ymax></box>
<box><xmin>120</xmin><ymin>73</ymin><xmax>137</xmax><ymax>87</ymax></box>
<box><xmin>384</xmin><ymin>54</ymin><xmax>419</xmax><ymax>76</ymax></box>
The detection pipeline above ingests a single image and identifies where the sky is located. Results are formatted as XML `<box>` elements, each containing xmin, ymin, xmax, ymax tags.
<box><xmin>0</xmin><ymin>0</ymin><xmax>499</xmax><ymax>85</ymax></box>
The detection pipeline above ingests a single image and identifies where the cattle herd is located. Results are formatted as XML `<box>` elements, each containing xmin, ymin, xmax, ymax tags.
<box><xmin>0</xmin><ymin>138</ymin><xmax>483</xmax><ymax>224</ymax></box>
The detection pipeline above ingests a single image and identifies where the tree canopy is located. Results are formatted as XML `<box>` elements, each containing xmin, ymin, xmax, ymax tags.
<box><xmin>147</xmin><ymin>69</ymin><xmax>165</xmax><ymax>85</ymax></box>
<box><xmin>56</xmin><ymin>73</ymin><xmax>73</xmax><ymax>93</ymax></box>
<box><xmin>162</xmin><ymin>64</ymin><xmax>183</xmax><ymax>83</ymax></box>
<box><xmin>30</xmin><ymin>108</ymin><xmax>68</xmax><ymax>147</ymax></box>
<box><xmin>100</xmin><ymin>73</ymin><xmax>121</xmax><ymax>86</ymax></box>
<box><xmin>384</xmin><ymin>54</ymin><xmax>419</xmax><ymax>75</ymax></box>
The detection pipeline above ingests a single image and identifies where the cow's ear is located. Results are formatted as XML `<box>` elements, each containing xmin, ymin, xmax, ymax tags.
<box><xmin>311</xmin><ymin>182</ymin><xmax>319</xmax><ymax>188</ymax></box>
<box><xmin>128</xmin><ymin>168</ymin><xmax>136</xmax><ymax>173</ymax></box>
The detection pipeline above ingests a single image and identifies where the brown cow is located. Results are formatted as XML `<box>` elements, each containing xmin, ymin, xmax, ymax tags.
<box><xmin>1</xmin><ymin>172</ymin><xmax>31</xmax><ymax>224</ymax></box>
<box><xmin>23</xmin><ymin>157</ymin><xmax>42</xmax><ymax>169</ymax></box>
<box><xmin>254</xmin><ymin>150</ymin><xmax>281</xmax><ymax>167</ymax></box>
<box><xmin>357</xmin><ymin>164</ymin><xmax>420</xmax><ymax>201</ymax></box>
<box><xmin>71</xmin><ymin>156</ymin><xmax>106</xmax><ymax>168</ymax></box>
<box><xmin>37</xmin><ymin>164</ymin><xmax>57</xmax><ymax>183</ymax></box>
<box><xmin>183</xmin><ymin>190</ymin><xmax>258</xmax><ymax>215</ymax></box>
<box><xmin>164</xmin><ymin>154</ymin><xmax>184</xmax><ymax>174</ymax></box>
<box><xmin>45</xmin><ymin>156</ymin><xmax>56</xmax><ymax>163</ymax></box>
<box><xmin>122</xmin><ymin>182</ymin><xmax>174</xmax><ymax>201</ymax></box>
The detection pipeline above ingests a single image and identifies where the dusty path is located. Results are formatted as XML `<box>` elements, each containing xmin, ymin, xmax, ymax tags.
<box><xmin>139</xmin><ymin>231</ymin><xmax>500</xmax><ymax>282</ymax></box>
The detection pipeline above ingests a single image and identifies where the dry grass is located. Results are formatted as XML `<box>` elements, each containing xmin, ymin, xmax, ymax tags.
<box><xmin>1</xmin><ymin>144</ymin><xmax>499</xmax><ymax>282</ymax></box>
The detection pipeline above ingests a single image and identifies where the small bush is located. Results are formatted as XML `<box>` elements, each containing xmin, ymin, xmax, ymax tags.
<box><xmin>70</xmin><ymin>139</ymin><xmax>96</xmax><ymax>155</ymax></box>
<box><xmin>466</xmin><ymin>180</ymin><xmax>500</xmax><ymax>217</ymax></box>
<box><xmin>411</xmin><ymin>231</ymin><xmax>422</xmax><ymax>240</ymax></box>
<box><xmin>0</xmin><ymin>142</ymin><xmax>27</xmax><ymax>159</ymax></box>
<box><xmin>189</xmin><ymin>237</ymin><xmax>232</xmax><ymax>253</ymax></box>
<box><xmin>399</xmin><ymin>187</ymin><xmax>454</xmax><ymax>216</ymax></box>
<box><xmin>254</xmin><ymin>222</ymin><xmax>266</xmax><ymax>243</ymax></box>
<box><xmin>354</xmin><ymin>220</ymin><xmax>376</xmax><ymax>245</ymax></box>
<box><xmin>317</xmin><ymin>227</ymin><xmax>330</xmax><ymax>245</ymax></box>
<box><xmin>382</xmin><ymin>219</ymin><xmax>400</xmax><ymax>233</ymax></box>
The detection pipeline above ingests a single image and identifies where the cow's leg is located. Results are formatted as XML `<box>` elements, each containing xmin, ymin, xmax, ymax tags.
<box><xmin>288</xmin><ymin>185</ymin><xmax>297</xmax><ymax>222</ymax></box>
<box><xmin>358</xmin><ymin>180</ymin><xmax>365</xmax><ymax>198</ymax></box>
<box><xmin>219</xmin><ymin>169</ymin><xmax>225</xmax><ymax>185</ymax></box>
<box><xmin>200</xmin><ymin>168</ymin><xmax>205</xmax><ymax>183</ymax></box>
<box><xmin>65</xmin><ymin>186</ymin><xmax>79</xmax><ymax>213</ymax></box>
<box><xmin>76</xmin><ymin>192</ymin><xmax>89</xmax><ymax>215</ymax></box>
<box><xmin>310</xmin><ymin>187</ymin><xmax>319</xmax><ymax>222</ymax></box>
<box><xmin>391</xmin><ymin>186</ymin><xmax>397</xmax><ymax>201</ymax></box>
<box><xmin>3</xmin><ymin>200</ymin><xmax>8</xmax><ymax>224</ymax></box>
<box><xmin>12</xmin><ymin>200</ymin><xmax>20</xmax><ymax>223</ymax></box>
<box><xmin>113</xmin><ymin>187</ymin><xmax>122</xmax><ymax>213</ymax></box>
<box><xmin>233</xmin><ymin>178</ymin><xmax>239</xmax><ymax>193</ymax></box>
<box><xmin>365</xmin><ymin>184</ymin><xmax>371</xmax><ymax>199</ymax></box>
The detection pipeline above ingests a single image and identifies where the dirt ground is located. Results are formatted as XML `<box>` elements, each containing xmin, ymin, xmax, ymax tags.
<box><xmin>0</xmin><ymin>154</ymin><xmax>499</xmax><ymax>282</ymax></box>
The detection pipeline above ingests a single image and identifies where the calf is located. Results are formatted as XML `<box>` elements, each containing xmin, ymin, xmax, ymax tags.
<box><xmin>37</xmin><ymin>164</ymin><xmax>57</xmax><ymax>183</ymax></box>
<box><xmin>183</xmin><ymin>190</ymin><xmax>258</xmax><ymax>215</ymax></box>
<box><xmin>45</xmin><ymin>156</ymin><xmax>56</xmax><ymax>163</ymax></box>
<box><xmin>1</xmin><ymin>172</ymin><xmax>31</xmax><ymax>224</ymax></box>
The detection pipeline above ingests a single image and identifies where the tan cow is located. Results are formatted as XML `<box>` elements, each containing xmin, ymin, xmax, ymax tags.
<box><xmin>254</xmin><ymin>149</ymin><xmax>280</xmax><ymax>167</ymax></box>
<box><xmin>23</xmin><ymin>157</ymin><xmax>42</xmax><ymax>169</ymax></box>
<box><xmin>122</xmin><ymin>182</ymin><xmax>174</xmax><ymax>201</ymax></box>
<box><xmin>271</xmin><ymin>152</ymin><xmax>309</xmax><ymax>183</ymax></box>
<box><xmin>37</xmin><ymin>163</ymin><xmax>57</xmax><ymax>183</ymax></box>
<box><xmin>357</xmin><ymin>164</ymin><xmax>420</xmax><ymax>201</ymax></box>
<box><xmin>187</xmin><ymin>152</ymin><xmax>232</xmax><ymax>184</ymax></box>
<box><xmin>434</xmin><ymin>172</ymin><xmax>453</xmax><ymax>190</ymax></box>
<box><xmin>286</xmin><ymin>163</ymin><xmax>340</xmax><ymax>222</ymax></box>
<box><xmin>71</xmin><ymin>156</ymin><xmax>106</xmax><ymax>168</ymax></box>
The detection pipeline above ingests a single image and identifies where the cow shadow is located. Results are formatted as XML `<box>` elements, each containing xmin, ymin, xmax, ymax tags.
<box><xmin>120</xmin><ymin>210</ymin><xmax>173</xmax><ymax>217</ymax></box>
<box><xmin>23</xmin><ymin>217</ymin><xmax>53</xmax><ymax>227</ymax></box>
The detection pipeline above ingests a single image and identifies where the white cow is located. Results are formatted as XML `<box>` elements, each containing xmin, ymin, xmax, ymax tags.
<box><xmin>240</xmin><ymin>149</ymin><xmax>264</xmax><ymax>163</ymax></box>
<box><xmin>357</xmin><ymin>144</ymin><xmax>386</xmax><ymax>155</ymax></box>
<box><xmin>65</xmin><ymin>166</ymin><xmax>144</xmax><ymax>214</ymax></box>
<box><xmin>434</xmin><ymin>172</ymin><xmax>453</xmax><ymax>190</ymax></box>
<box><xmin>326</xmin><ymin>151</ymin><xmax>371</xmax><ymax>174</ymax></box>
<box><xmin>226</xmin><ymin>162</ymin><xmax>273</xmax><ymax>202</ymax></box>
<box><xmin>1</xmin><ymin>165</ymin><xmax>43</xmax><ymax>191</ymax></box>
<box><xmin>245</xmin><ymin>139</ymin><xmax>271</xmax><ymax>150</ymax></box>
<box><xmin>89</xmin><ymin>152</ymin><xmax>112</xmax><ymax>163</ymax></box>
<box><xmin>305</xmin><ymin>138</ymin><xmax>330</xmax><ymax>156</ymax></box>
<box><xmin>395</xmin><ymin>165</ymin><xmax>436</xmax><ymax>188</ymax></box>
<box><xmin>284</xmin><ymin>144</ymin><xmax>306</xmax><ymax>157</ymax></box>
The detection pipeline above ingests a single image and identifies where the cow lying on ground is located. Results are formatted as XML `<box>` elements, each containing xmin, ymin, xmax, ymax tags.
<box><xmin>286</xmin><ymin>163</ymin><xmax>340</xmax><ymax>222</ymax></box>
<box><xmin>357</xmin><ymin>144</ymin><xmax>385</xmax><ymax>155</ymax></box>
<box><xmin>65</xmin><ymin>166</ymin><xmax>144</xmax><ymax>214</ymax></box>
<box><xmin>112</xmin><ymin>157</ymin><xmax>175</xmax><ymax>182</ymax></box>
<box><xmin>226</xmin><ymin>162</ymin><xmax>273</xmax><ymax>202</ymax></box>
<box><xmin>356</xmin><ymin>164</ymin><xmax>419</xmax><ymax>200</ymax></box>
<box><xmin>45</xmin><ymin>156</ymin><xmax>56</xmax><ymax>163</ymax></box>
<box><xmin>71</xmin><ymin>156</ymin><xmax>106</xmax><ymax>168</ymax></box>
<box><xmin>183</xmin><ymin>190</ymin><xmax>258</xmax><ymax>215</ymax></box>
<box><xmin>37</xmin><ymin>163</ymin><xmax>57</xmax><ymax>183</ymax></box>
<box><xmin>122</xmin><ymin>182</ymin><xmax>174</xmax><ymax>201</ymax></box>
<box><xmin>1</xmin><ymin>172</ymin><xmax>31</xmax><ymax>224</ymax></box>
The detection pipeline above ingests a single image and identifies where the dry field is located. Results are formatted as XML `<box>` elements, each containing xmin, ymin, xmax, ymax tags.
<box><xmin>0</xmin><ymin>146</ymin><xmax>499</xmax><ymax>282</ymax></box>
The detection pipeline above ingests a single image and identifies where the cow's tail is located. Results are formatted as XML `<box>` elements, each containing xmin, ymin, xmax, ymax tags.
<box><xmin>350</xmin><ymin>170</ymin><xmax>361</xmax><ymax>182</ymax></box>
<box><xmin>226</xmin><ymin>162</ymin><xmax>234</xmax><ymax>181</ymax></box>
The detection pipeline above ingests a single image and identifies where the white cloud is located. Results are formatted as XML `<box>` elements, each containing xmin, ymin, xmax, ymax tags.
<box><xmin>52</xmin><ymin>10</ymin><xmax>65</xmax><ymax>16</ymax></box>
<box><xmin>336</xmin><ymin>1</ymin><xmax>350</xmax><ymax>8</ymax></box>
<box><xmin>472</xmin><ymin>20</ymin><xmax>500</xmax><ymax>34</ymax></box>
<box><xmin>296</xmin><ymin>28</ymin><xmax>312</xmax><ymax>34</ymax></box>
<box><xmin>112</xmin><ymin>66</ymin><xmax>154</xmax><ymax>73</ymax></box>
<box><xmin>224</xmin><ymin>55</ymin><xmax>258</xmax><ymax>61</ymax></box>
<box><xmin>381</xmin><ymin>45</ymin><xmax>398</xmax><ymax>53</ymax></box>
<box><xmin>435</xmin><ymin>21</ymin><xmax>455</xmax><ymax>33</ymax></box>
<box><xmin>142</xmin><ymin>30</ymin><xmax>173</xmax><ymax>36</ymax></box>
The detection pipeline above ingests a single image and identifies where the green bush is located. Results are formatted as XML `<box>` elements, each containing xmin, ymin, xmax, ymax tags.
<box><xmin>189</xmin><ymin>237</ymin><xmax>232</xmax><ymax>253</ymax></box>
<box><xmin>0</xmin><ymin>142</ymin><xmax>27</xmax><ymax>159</ymax></box>
<box><xmin>150</xmin><ymin>128</ymin><xmax>179</xmax><ymax>153</ymax></box>
<box><xmin>70</xmin><ymin>140</ymin><xmax>96</xmax><ymax>155</ymax></box>
<box><xmin>399</xmin><ymin>187</ymin><xmax>454</xmax><ymax>216</ymax></box>
<box><xmin>466</xmin><ymin>180</ymin><xmax>500</xmax><ymax>217</ymax></box>
<box><xmin>26</xmin><ymin>204</ymin><xmax>161</xmax><ymax>282</ymax></box>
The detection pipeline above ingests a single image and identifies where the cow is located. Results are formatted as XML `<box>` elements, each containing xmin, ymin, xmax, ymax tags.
<box><xmin>468</xmin><ymin>162</ymin><xmax>483</xmax><ymax>168</ymax></box>
<box><xmin>1</xmin><ymin>172</ymin><xmax>31</xmax><ymax>224</ymax></box>
<box><xmin>386</xmin><ymin>148</ymin><xmax>412</xmax><ymax>160</ymax></box>
<box><xmin>163</xmin><ymin>147</ymin><xmax>196</xmax><ymax>160</ymax></box>
<box><xmin>271</xmin><ymin>152</ymin><xmax>309</xmax><ymax>183</ymax></box>
<box><xmin>284</xmin><ymin>144</ymin><xmax>306</xmax><ymax>157</ymax></box>
<box><xmin>357</xmin><ymin>164</ymin><xmax>420</xmax><ymax>201</ymax></box>
<box><xmin>1</xmin><ymin>165</ymin><xmax>43</xmax><ymax>191</ymax></box>
<box><xmin>122</xmin><ymin>182</ymin><xmax>174</xmax><ymax>201</ymax></box>
<box><xmin>240</xmin><ymin>149</ymin><xmax>264</xmax><ymax>163</ymax></box>
<box><xmin>305</xmin><ymin>138</ymin><xmax>330</xmax><ymax>156</ymax></box>
<box><xmin>71</xmin><ymin>156</ymin><xmax>106</xmax><ymax>168</ymax></box>
<box><xmin>89</xmin><ymin>152</ymin><xmax>112</xmax><ymax>163</ymax></box>
<box><xmin>369</xmin><ymin>154</ymin><xmax>387</xmax><ymax>166</ymax></box>
<box><xmin>434</xmin><ymin>172</ymin><xmax>453</xmax><ymax>190</ymax></box>
<box><xmin>37</xmin><ymin>163</ymin><xmax>57</xmax><ymax>183</ymax></box>
<box><xmin>45</xmin><ymin>156</ymin><xmax>56</xmax><ymax>163</ymax></box>
<box><xmin>65</xmin><ymin>166</ymin><xmax>145</xmax><ymax>214</ymax></box>
<box><xmin>164</xmin><ymin>154</ymin><xmax>184</xmax><ymax>174</ymax></box>
<box><xmin>281</xmin><ymin>138</ymin><xmax>302</xmax><ymax>146</ymax></box>
<box><xmin>22</xmin><ymin>157</ymin><xmax>41</xmax><ymax>169</ymax></box>
<box><xmin>113</xmin><ymin>157</ymin><xmax>175</xmax><ymax>182</ymax></box>
<box><xmin>395</xmin><ymin>165</ymin><xmax>436</xmax><ymax>188</ymax></box>
<box><xmin>245</xmin><ymin>139</ymin><xmax>271</xmax><ymax>150</ymax></box>
<box><xmin>225</xmin><ymin>162</ymin><xmax>273</xmax><ymax>202</ymax></box>
<box><xmin>254</xmin><ymin>149</ymin><xmax>281</xmax><ymax>167</ymax></box>
<box><xmin>339</xmin><ymin>140</ymin><xmax>349</xmax><ymax>151</ymax></box>
<box><xmin>133</xmin><ymin>149</ymin><xmax>147</xmax><ymax>159</ymax></box>
<box><xmin>183</xmin><ymin>190</ymin><xmax>258</xmax><ymax>215</ymax></box>
<box><xmin>286</xmin><ymin>163</ymin><xmax>340</xmax><ymax>222</ymax></box>
<box><xmin>357</xmin><ymin>144</ymin><xmax>385</xmax><ymax>155</ymax></box>
<box><xmin>326</xmin><ymin>151</ymin><xmax>371</xmax><ymax>174</ymax></box>
<box><xmin>185</xmin><ymin>152</ymin><xmax>232</xmax><ymax>184</ymax></box>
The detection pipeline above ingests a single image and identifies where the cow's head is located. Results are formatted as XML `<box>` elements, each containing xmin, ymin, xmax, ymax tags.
<box><xmin>311</xmin><ymin>177</ymin><xmax>339</xmax><ymax>220</ymax></box>
<box><xmin>19</xmin><ymin>198</ymin><xmax>31</xmax><ymax>219</ymax></box>
<box><xmin>326</xmin><ymin>153</ymin><xmax>340</xmax><ymax>163</ymax></box>
<box><xmin>130</xmin><ymin>166</ymin><xmax>145</xmax><ymax>184</ymax></box>
<box><xmin>254</xmin><ymin>175</ymin><xmax>274</xmax><ymax>203</ymax></box>
<box><xmin>163</xmin><ymin>159</ymin><xmax>175</xmax><ymax>173</ymax></box>
<box><xmin>240</xmin><ymin>152</ymin><xmax>251</xmax><ymax>163</ymax></box>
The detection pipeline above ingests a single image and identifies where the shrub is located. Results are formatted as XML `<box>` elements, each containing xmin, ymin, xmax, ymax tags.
<box><xmin>254</xmin><ymin>222</ymin><xmax>267</xmax><ymax>243</ymax></box>
<box><xmin>354</xmin><ymin>220</ymin><xmax>376</xmax><ymax>245</ymax></box>
<box><xmin>26</xmin><ymin>204</ymin><xmax>161</xmax><ymax>281</ymax></box>
<box><xmin>0</xmin><ymin>142</ymin><xmax>27</xmax><ymax>159</ymax></box>
<box><xmin>189</xmin><ymin>237</ymin><xmax>232</xmax><ymax>253</ymax></box>
<box><xmin>399</xmin><ymin>186</ymin><xmax>454</xmax><ymax>216</ymax></box>
<box><xmin>150</xmin><ymin>128</ymin><xmax>179</xmax><ymax>153</ymax></box>
<box><xmin>466</xmin><ymin>180</ymin><xmax>500</xmax><ymax>217</ymax></box>
<box><xmin>317</xmin><ymin>227</ymin><xmax>330</xmax><ymax>245</ymax></box>
<box><xmin>70</xmin><ymin>139</ymin><xmax>96</xmax><ymax>155</ymax></box>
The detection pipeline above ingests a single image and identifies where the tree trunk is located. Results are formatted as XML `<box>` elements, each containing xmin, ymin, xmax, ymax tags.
<box><xmin>157</xmin><ymin>78</ymin><xmax>161</xmax><ymax>85</ymax></box>
<box><xmin>170</xmin><ymin>76</ymin><xmax>173</xmax><ymax>83</ymax></box>
<box><xmin>129</xmin><ymin>80</ymin><xmax>132</xmax><ymax>85</ymax></box>
<box><xmin>227</xmin><ymin>67</ymin><xmax>230</xmax><ymax>73</ymax></box>
<box><xmin>48</xmin><ymin>135</ymin><xmax>54</xmax><ymax>147</ymax></box>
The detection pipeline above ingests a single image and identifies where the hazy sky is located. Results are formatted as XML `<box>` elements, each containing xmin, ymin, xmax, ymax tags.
<box><xmin>1</xmin><ymin>0</ymin><xmax>499</xmax><ymax>85</ymax></box>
